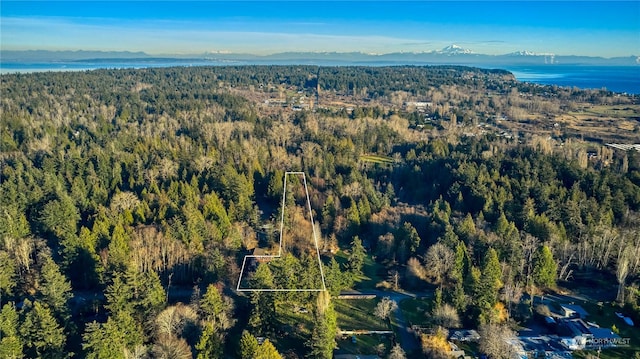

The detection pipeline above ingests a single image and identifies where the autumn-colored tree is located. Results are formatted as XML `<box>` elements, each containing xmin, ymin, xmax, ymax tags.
<box><xmin>421</xmin><ymin>327</ymin><xmax>449</xmax><ymax>359</ymax></box>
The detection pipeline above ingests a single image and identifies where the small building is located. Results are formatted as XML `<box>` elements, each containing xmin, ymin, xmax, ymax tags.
<box><xmin>558</xmin><ymin>318</ymin><xmax>593</xmax><ymax>350</ymax></box>
<box><xmin>337</xmin><ymin>290</ymin><xmax>377</xmax><ymax>300</ymax></box>
<box><xmin>449</xmin><ymin>329</ymin><xmax>480</xmax><ymax>342</ymax></box>
<box><xmin>516</xmin><ymin>335</ymin><xmax>571</xmax><ymax>357</ymax></box>
<box><xmin>559</xmin><ymin>304</ymin><xmax>589</xmax><ymax>319</ymax></box>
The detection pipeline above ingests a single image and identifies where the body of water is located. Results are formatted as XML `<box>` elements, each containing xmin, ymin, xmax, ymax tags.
<box><xmin>2</xmin><ymin>61</ymin><xmax>639</xmax><ymax>94</ymax></box>
<box><xmin>0</xmin><ymin>60</ymin><xmax>241</xmax><ymax>74</ymax></box>
<box><xmin>504</xmin><ymin>65</ymin><xmax>640</xmax><ymax>94</ymax></box>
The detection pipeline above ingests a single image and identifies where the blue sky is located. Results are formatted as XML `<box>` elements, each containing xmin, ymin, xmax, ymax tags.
<box><xmin>1</xmin><ymin>1</ymin><xmax>639</xmax><ymax>56</ymax></box>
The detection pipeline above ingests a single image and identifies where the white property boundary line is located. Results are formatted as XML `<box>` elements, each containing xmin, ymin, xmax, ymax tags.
<box><xmin>236</xmin><ymin>171</ymin><xmax>327</xmax><ymax>292</ymax></box>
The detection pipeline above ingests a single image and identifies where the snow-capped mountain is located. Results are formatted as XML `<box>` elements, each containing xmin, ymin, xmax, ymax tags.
<box><xmin>3</xmin><ymin>49</ymin><xmax>638</xmax><ymax>66</ymax></box>
<box><xmin>507</xmin><ymin>50</ymin><xmax>556</xmax><ymax>57</ymax></box>
<box><xmin>438</xmin><ymin>45</ymin><xmax>475</xmax><ymax>55</ymax></box>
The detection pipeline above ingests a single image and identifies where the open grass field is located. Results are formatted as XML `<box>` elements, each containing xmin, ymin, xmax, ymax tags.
<box><xmin>334</xmin><ymin>251</ymin><xmax>386</xmax><ymax>290</ymax></box>
<box><xmin>355</xmin><ymin>254</ymin><xmax>387</xmax><ymax>290</ymax></box>
<box><xmin>398</xmin><ymin>298</ymin><xmax>433</xmax><ymax>326</ymax></box>
<box><xmin>576</xmin><ymin>105</ymin><xmax>640</xmax><ymax>118</ymax></box>
<box><xmin>559</xmin><ymin>104</ymin><xmax>640</xmax><ymax>141</ymax></box>
<box><xmin>335</xmin><ymin>334</ymin><xmax>392</xmax><ymax>356</ymax></box>
<box><xmin>271</xmin><ymin>301</ymin><xmax>315</xmax><ymax>353</ymax></box>
<box><xmin>500</xmin><ymin>103</ymin><xmax>640</xmax><ymax>143</ymax></box>
<box><xmin>335</xmin><ymin>298</ymin><xmax>389</xmax><ymax>331</ymax></box>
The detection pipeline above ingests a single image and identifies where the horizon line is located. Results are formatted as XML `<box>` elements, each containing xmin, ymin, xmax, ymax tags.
<box><xmin>2</xmin><ymin>48</ymin><xmax>639</xmax><ymax>59</ymax></box>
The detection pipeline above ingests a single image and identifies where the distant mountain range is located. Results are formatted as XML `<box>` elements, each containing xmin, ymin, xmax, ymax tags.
<box><xmin>2</xmin><ymin>46</ymin><xmax>639</xmax><ymax>66</ymax></box>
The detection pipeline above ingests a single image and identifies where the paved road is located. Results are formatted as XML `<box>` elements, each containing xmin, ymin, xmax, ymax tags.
<box><xmin>389</xmin><ymin>297</ymin><xmax>420</xmax><ymax>354</ymax></box>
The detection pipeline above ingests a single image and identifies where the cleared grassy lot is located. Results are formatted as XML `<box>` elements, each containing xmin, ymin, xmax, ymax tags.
<box><xmin>335</xmin><ymin>298</ymin><xmax>389</xmax><ymax>331</ymax></box>
<box><xmin>335</xmin><ymin>334</ymin><xmax>392</xmax><ymax>356</ymax></box>
<box><xmin>334</xmin><ymin>251</ymin><xmax>385</xmax><ymax>290</ymax></box>
<box><xmin>398</xmin><ymin>298</ymin><xmax>433</xmax><ymax>326</ymax></box>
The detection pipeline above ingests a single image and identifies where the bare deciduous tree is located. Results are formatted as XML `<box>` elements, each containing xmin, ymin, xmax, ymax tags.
<box><xmin>617</xmin><ymin>248</ymin><xmax>631</xmax><ymax>303</ymax></box>
<box><xmin>154</xmin><ymin>304</ymin><xmax>198</xmax><ymax>339</ymax></box>
<box><xmin>124</xmin><ymin>345</ymin><xmax>148</xmax><ymax>359</ymax></box>
<box><xmin>151</xmin><ymin>335</ymin><xmax>192</xmax><ymax>359</ymax></box>
<box><xmin>432</xmin><ymin>304</ymin><xmax>460</xmax><ymax>329</ymax></box>
<box><xmin>388</xmin><ymin>344</ymin><xmax>406</xmax><ymax>359</ymax></box>
<box><xmin>110</xmin><ymin>191</ymin><xmax>141</xmax><ymax>214</ymax></box>
<box><xmin>478</xmin><ymin>324</ymin><xmax>519</xmax><ymax>359</ymax></box>
<box><xmin>407</xmin><ymin>257</ymin><xmax>427</xmax><ymax>281</ymax></box>
<box><xmin>374</xmin><ymin>297</ymin><xmax>398</xmax><ymax>321</ymax></box>
<box><xmin>424</xmin><ymin>243</ymin><xmax>455</xmax><ymax>287</ymax></box>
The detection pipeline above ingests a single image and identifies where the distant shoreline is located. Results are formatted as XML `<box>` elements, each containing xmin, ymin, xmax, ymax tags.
<box><xmin>2</xmin><ymin>62</ymin><xmax>639</xmax><ymax>94</ymax></box>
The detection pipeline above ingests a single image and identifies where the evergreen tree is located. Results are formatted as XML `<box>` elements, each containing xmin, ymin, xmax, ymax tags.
<box><xmin>255</xmin><ymin>339</ymin><xmax>282</xmax><ymax>359</ymax></box>
<box><xmin>324</xmin><ymin>257</ymin><xmax>349</xmax><ymax>296</ymax></box>
<box><xmin>347</xmin><ymin>236</ymin><xmax>366</xmax><ymax>275</ymax></box>
<box><xmin>457</xmin><ymin>213</ymin><xmax>476</xmax><ymax>243</ymax></box>
<box><xmin>105</xmin><ymin>274</ymin><xmax>134</xmax><ymax>315</ymax></box>
<box><xmin>196</xmin><ymin>322</ymin><xmax>222</xmax><ymax>359</ymax></box>
<box><xmin>39</xmin><ymin>257</ymin><xmax>73</xmax><ymax>324</ymax></box>
<box><xmin>200</xmin><ymin>284</ymin><xmax>234</xmax><ymax>331</ymax></box>
<box><xmin>249</xmin><ymin>263</ymin><xmax>276</xmax><ymax>335</ymax></box>
<box><xmin>267</xmin><ymin>170</ymin><xmax>284</xmax><ymax>202</ymax></box>
<box><xmin>480</xmin><ymin>248</ymin><xmax>503</xmax><ymax>306</ymax></box>
<box><xmin>346</xmin><ymin>201</ymin><xmax>361</xmax><ymax>235</ymax></box>
<box><xmin>38</xmin><ymin>194</ymin><xmax>80</xmax><ymax>243</ymax></box>
<box><xmin>107</xmin><ymin>222</ymin><xmax>130</xmax><ymax>271</ymax></box>
<box><xmin>398</xmin><ymin>222</ymin><xmax>421</xmax><ymax>256</ymax></box>
<box><xmin>0</xmin><ymin>302</ymin><xmax>23</xmax><ymax>359</ymax></box>
<box><xmin>477</xmin><ymin>248</ymin><xmax>503</xmax><ymax>324</ymax></box>
<box><xmin>127</xmin><ymin>269</ymin><xmax>166</xmax><ymax>320</ymax></box>
<box><xmin>532</xmin><ymin>245</ymin><xmax>557</xmax><ymax>288</ymax></box>
<box><xmin>307</xmin><ymin>292</ymin><xmax>337</xmax><ymax>359</ymax></box>
<box><xmin>203</xmin><ymin>192</ymin><xmax>232</xmax><ymax>239</ymax></box>
<box><xmin>239</xmin><ymin>330</ymin><xmax>259</xmax><ymax>359</ymax></box>
<box><xmin>197</xmin><ymin>283</ymin><xmax>234</xmax><ymax>358</ymax></box>
<box><xmin>82</xmin><ymin>310</ymin><xmax>143</xmax><ymax>359</ymax></box>
<box><xmin>0</xmin><ymin>251</ymin><xmax>16</xmax><ymax>305</ymax></box>
<box><xmin>357</xmin><ymin>196</ymin><xmax>372</xmax><ymax>223</ymax></box>
<box><xmin>20</xmin><ymin>301</ymin><xmax>66</xmax><ymax>359</ymax></box>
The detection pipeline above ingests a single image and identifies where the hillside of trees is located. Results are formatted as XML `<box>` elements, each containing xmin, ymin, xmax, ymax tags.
<box><xmin>1</xmin><ymin>65</ymin><xmax>639</xmax><ymax>358</ymax></box>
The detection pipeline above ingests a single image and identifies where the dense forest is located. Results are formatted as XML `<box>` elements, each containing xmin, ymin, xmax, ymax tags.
<box><xmin>1</xmin><ymin>65</ymin><xmax>639</xmax><ymax>358</ymax></box>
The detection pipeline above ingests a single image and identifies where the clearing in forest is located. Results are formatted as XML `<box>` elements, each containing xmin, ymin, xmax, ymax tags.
<box><xmin>236</xmin><ymin>171</ymin><xmax>327</xmax><ymax>291</ymax></box>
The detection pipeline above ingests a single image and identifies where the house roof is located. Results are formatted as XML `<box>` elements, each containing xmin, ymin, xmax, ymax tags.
<box><xmin>450</xmin><ymin>329</ymin><xmax>480</xmax><ymax>341</ymax></box>
<box><xmin>589</xmin><ymin>328</ymin><xmax>620</xmax><ymax>340</ymax></box>
<box><xmin>560</xmin><ymin>318</ymin><xmax>591</xmax><ymax>337</ymax></box>
<box><xmin>560</xmin><ymin>304</ymin><xmax>589</xmax><ymax>317</ymax></box>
